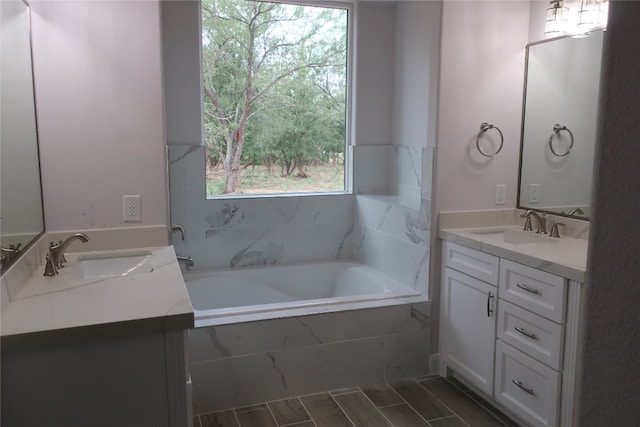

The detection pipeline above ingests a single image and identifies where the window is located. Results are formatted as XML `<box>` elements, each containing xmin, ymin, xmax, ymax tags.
<box><xmin>201</xmin><ymin>0</ymin><xmax>349</xmax><ymax>196</ymax></box>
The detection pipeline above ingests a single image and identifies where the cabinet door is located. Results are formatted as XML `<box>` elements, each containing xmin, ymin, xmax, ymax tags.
<box><xmin>441</xmin><ymin>267</ymin><xmax>497</xmax><ymax>396</ymax></box>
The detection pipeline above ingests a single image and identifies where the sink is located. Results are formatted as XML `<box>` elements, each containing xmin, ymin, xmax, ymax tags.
<box><xmin>468</xmin><ymin>228</ymin><xmax>558</xmax><ymax>245</ymax></box>
<box><xmin>68</xmin><ymin>251</ymin><xmax>154</xmax><ymax>280</ymax></box>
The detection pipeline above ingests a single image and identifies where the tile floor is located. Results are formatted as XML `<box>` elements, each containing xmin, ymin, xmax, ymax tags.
<box><xmin>194</xmin><ymin>376</ymin><xmax>522</xmax><ymax>427</ymax></box>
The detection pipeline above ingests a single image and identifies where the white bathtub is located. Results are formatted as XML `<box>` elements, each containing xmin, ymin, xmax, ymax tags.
<box><xmin>184</xmin><ymin>261</ymin><xmax>420</xmax><ymax>325</ymax></box>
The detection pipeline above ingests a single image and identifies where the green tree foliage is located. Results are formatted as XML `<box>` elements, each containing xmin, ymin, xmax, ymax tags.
<box><xmin>201</xmin><ymin>0</ymin><xmax>346</xmax><ymax>193</ymax></box>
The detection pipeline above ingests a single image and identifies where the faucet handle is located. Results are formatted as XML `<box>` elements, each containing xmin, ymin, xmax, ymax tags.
<box><xmin>44</xmin><ymin>254</ymin><xmax>58</xmax><ymax>276</ymax></box>
<box><xmin>550</xmin><ymin>222</ymin><xmax>565</xmax><ymax>238</ymax></box>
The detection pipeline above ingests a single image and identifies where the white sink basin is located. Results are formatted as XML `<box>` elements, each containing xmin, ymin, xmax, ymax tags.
<box><xmin>469</xmin><ymin>228</ymin><xmax>558</xmax><ymax>245</ymax></box>
<box><xmin>68</xmin><ymin>251</ymin><xmax>154</xmax><ymax>280</ymax></box>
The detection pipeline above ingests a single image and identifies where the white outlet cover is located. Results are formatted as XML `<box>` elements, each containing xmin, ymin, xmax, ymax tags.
<box><xmin>123</xmin><ymin>195</ymin><xmax>141</xmax><ymax>222</ymax></box>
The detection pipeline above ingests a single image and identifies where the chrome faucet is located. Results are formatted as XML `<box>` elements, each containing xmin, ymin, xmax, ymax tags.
<box><xmin>171</xmin><ymin>224</ymin><xmax>185</xmax><ymax>241</ymax></box>
<box><xmin>44</xmin><ymin>233</ymin><xmax>90</xmax><ymax>276</ymax></box>
<box><xmin>521</xmin><ymin>210</ymin><xmax>547</xmax><ymax>234</ymax></box>
<box><xmin>176</xmin><ymin>255</ymin><xmax>194</xmax><ymax>270</ymax></box>
<box><xmin>567</xmin><ymin>207</ymin><xmax>584</xmax><ymax>216</ymax></box>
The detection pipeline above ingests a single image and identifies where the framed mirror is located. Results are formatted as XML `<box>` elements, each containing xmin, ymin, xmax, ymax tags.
<box><xmin>518</xmin><ymin>29</ymin><xmax>605</xmax><ymax>220</ymax></box>
<box><xmin>1</xmin><ymin>0</ymin><xmax>45</xmax><ymax>271</ymax></box>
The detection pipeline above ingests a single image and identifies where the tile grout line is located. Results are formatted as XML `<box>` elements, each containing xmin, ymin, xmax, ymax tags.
<box><xmin>356</xmin><ymin>387</ymin><xmax>398</xmax><ymax>427</ymax></box>
<box><xmin>295</xmin><ymin>396</ymin><xmax>318</xmax><ymax>427</ymax></box>
<box><xmin>232</xmin><ymin>408</ymin><xmax>242</xmax><ymax>427</ymax></box>
<box><xmin>387</xmin><ymin>381</ymin><xmax>440</xmax><ymax>427</ymax></box>
<box><xmin>412</xmin><ymin>377</ymin><xmax>472</xmax><ymax>427</ymax></box>
<box><xmin>442</xmin><ymin>376</ymin><xmax>512</xmax><ymax>427</ymax></box>
<box><xmin>328</xmin><ymin>391</ymin><xmax>358</xmax><ymax>427</ymax></box>
<box><xmin>264</xmin><ymin>400</ymin><xmax>282</xmax><ymax>427</ymax></box>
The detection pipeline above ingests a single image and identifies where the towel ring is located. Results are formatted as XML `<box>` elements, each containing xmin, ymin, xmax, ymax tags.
<box><xmin>476</xmin><ymin>122</ymin><xmax>504</xmax><ymax>157</ymax></box>
<box><xmin>548</xmin><ymin>124</ymin><xmax>574</xmax><ymax>157</ymax></box>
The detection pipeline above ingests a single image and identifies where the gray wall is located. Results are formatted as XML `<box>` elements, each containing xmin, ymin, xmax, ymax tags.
<box><xmin>578</xmin><ymin>1</ymin><xmax>640</xmax><ymax>425</ymax></box>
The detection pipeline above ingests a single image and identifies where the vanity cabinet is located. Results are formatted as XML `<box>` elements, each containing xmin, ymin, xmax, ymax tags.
<box><xmin>441</xmin><ymin>241</ymin><xmax>582</xmax><ymax>427</ymax></box>
<box><xmin>441</xmin><ymin>242</ymin><xmax>499</xmax><ymax>396</ymax></box>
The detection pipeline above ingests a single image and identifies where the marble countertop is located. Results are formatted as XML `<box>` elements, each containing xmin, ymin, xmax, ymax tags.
<box><xmin>1</xmin><ymin>246</ymin><xmax>194</xmax><ymax>352</ymax></box>
<box><xmin>440</xmin><ymin>225</ymin><xmax>588</xmax><ymax>282</ymax></box>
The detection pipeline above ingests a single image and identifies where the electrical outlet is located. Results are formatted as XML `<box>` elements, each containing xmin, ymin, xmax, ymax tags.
<box><xmin>123</xmin><ymin>195</ymin><xmax>141</xmax><ymax>222</ymax></box>
<box><xmin>495</xmin><ymin>184</ymin><xmax>506</xmax><ymax>205</ymax></box>
<box><xmin>529</xmin><ymin>184</ymin><xmax>540</xmax><ymax>203</ymax></box>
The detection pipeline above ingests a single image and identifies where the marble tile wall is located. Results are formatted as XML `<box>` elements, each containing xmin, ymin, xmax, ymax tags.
<box><xmin>168</xmin><ymin>145</ymin><xmax>354</xmax><ymax>270</ymax></box>
<box><xmin>189</xmin><ymin>301</ymin><xmax>431</xmax><ymax>414</ymax></box>
<box><xmin>355</xmin><ymin>196</ymin><xmax>430</xmax><ymax>293</ymax></box>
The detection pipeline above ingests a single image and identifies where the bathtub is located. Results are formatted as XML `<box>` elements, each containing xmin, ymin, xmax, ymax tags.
<box><xmin>185</xmin><ymin>261</ymin><xmax>430</xmax><ymax>413</ymax></box>
<box><xmin>184</xmin><ymin>261</ymin><xmax>421</xmax><ymax>326</ymax></box>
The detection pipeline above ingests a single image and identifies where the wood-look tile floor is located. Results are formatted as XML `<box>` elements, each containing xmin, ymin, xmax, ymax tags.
<box><xmin>194</xmin><ymin>376</ymin><xmax>522</xmax><ymax>427</ymax></box>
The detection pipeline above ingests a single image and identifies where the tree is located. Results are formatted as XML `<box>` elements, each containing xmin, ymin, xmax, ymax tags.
<box><xmin>201</xmin><ymin>0</ymin><xmax>346</xmax><ymax>193</ymax></box>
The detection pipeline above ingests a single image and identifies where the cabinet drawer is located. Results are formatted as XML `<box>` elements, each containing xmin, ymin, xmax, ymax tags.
<box><xmin>497</xmin><ymin>300</ymin><xmax>564</xmax><ymax>370</ymax></box>
<box><xmin>495</xmin><ymin>341</ymin><xmax>561</xmax><ymax>427</ymax></box>
<box><xmin>499</xmin><ymin>259</ymin><xmax>566</xmax><ymax>323</ymax></box>
<box><xmin>443</xmin><ymin>241</ymin><xmax>500</xmax><ymax>285</ymax></box>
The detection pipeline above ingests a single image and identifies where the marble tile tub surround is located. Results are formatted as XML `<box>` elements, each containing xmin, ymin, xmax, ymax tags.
<box><xmin>190</xmin><ymin>301</ymin><xmax>431</xmax><ymax>414</ymax></box>
<box><xmin>169</xmin><ymin>144</ymin><xmax>355</xmax><ymax>271</ymax></box>
<box><xmin>355</xmin><ymin>195</ymin><xmax>430</xmax><ymax>293</ymax></box>
<box><xmin>168</xmin><ymin>144</ymin><xmax>432</xmax><ymax>294</ymax></box>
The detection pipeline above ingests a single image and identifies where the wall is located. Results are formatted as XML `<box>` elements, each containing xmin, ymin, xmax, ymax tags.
<box><xmin>434</xmin><ymin>0</ymin><xmax>529</xmax><ymax>213</ymax></box>
<box><xmin>30</xmin><ymin>1</ymin><xmax>169</xmax><ymax>232</ymax></box>
<box><xmin>430</xmin><ymin>0</ymin><xmax>530</xmax><ymax>352</ymax></box>
<box><xmin>578</xmin><ymin>1</ymin><xmax>640</xmax><ymax>424</ymax></box>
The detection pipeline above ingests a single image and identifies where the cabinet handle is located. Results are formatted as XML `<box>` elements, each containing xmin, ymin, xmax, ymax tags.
<box><xmin>512</xmin><ymin>379</ymin><xmax>536</xmax><ymax>396</ymax></box>
<box><xmin>516</xmin><ymin>283</ymin><xmax>540</xmax><ymax>294</ymax></box>
<box><xmin>487</xmin><ymin>291</ymin><xmax>494</xmax><ymax>317</ymax></box>
<box><xmin>514</xmin><ymin>326</ymin><xmax>538</xmax><ymax>340</ymax></box>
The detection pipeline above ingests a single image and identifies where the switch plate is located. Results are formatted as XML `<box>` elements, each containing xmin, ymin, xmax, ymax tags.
<box><xmin>123</xmin><ymin>195</ymin><xmax>141</xmax><ymax>222</ymax></box>
<box><xmin>529</xmin><ymin>184</ymin><xmax>540</xmax><ymax>203</ymax></box>
<box><xmin>495</xmin><ymin>184</ymin><xmax>506</xmax><ymax>205</ymax></box>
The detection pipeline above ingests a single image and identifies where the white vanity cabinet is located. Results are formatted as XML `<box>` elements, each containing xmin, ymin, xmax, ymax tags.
<box><xmin>440</xmin><ymin>241</ymin><xmax>583</xmax><ymax>427</ymax></box>
<box><xmin>441</xmin><ymin>241</ymin><xmax>500</xmax><ymax>396</ymax></box>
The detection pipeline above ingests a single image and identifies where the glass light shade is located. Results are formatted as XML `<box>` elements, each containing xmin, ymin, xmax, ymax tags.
<box><xmin>578</xmin><ymin>0</ymin><xmax>608</xmax><ymax>27</ymax></box>
<box><xmin>545</xmin><ymin>1</ymin><xmax>569</xmax><ymax>34</ymax></box>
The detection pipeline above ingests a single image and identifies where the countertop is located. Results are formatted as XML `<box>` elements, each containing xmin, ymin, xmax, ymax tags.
<box><xmin>1</xmin><ymin>246</ymin><xmax>194</xmax><ymax>352</ymax></box>
<box><xmin>440</xmin><ymin>225</ymin><xmax>588</xmax><ymax>282</ymax></box>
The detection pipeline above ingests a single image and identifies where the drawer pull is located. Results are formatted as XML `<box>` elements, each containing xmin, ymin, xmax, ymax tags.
<box><xmin>487</xmin><ymin>291</ymin><xmax>494</xmax><ymax>317</ymax></box>
<box><xmin>512</xmin><ymin>379</ymin><xmax>536</xmax><ymax>396</ymax></box>
<box><xmin>516</xmin><ymin>283</ymin><xmax>540</xmax><ymax>294</ymax></box>
<box><xmin>514</xmin><ymin>326</ymin><xmax>538</xmax><ymax>340</ymax></box>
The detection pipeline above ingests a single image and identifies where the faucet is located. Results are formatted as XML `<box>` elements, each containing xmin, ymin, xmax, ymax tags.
<box><xmin>44</xmin><ymin>233</ymin><xmax>90</xmax><ymax>276</ymax></box>
<box><xmin>521</xmin><ymin>210</ymin><xmax>547</xmax><ymax>234</ymax></box>
<box><xmin>171</xmin><ymin>224</ymin><xmax>185</xmax><ymax>241</ymax></box>
<box><xmin>176</xmin><ymin>255</ymin><xmax>194</xmax><ymax>270</ymax></box>
<box><xmin>567</xmin><ymin>207</ymin><xmax>584</xmax><ymax>216</ymax></box>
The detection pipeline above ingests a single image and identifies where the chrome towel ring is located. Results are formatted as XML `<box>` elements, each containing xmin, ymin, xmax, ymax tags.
<box><xmin>476</xmin><ymin>122</ymin><xmax>504</xmax><ymax>157</ymax></box>
<box><xmin>549</xmin><ymin>124</ymin><xmax>574</xmax><ymax>157</ymax></box>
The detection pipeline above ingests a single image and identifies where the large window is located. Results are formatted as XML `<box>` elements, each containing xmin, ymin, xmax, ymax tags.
<box><xmin>202</xmin><ymin>0</ymin><xmax>348</xmax><ymax>196</ymax></box>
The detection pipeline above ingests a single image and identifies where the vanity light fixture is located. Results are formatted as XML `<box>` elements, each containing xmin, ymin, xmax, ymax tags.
<box><xmin>545</xmin><ymin>0</ymin><xmax>569</xmax><ymax>35</ymax></box>
<box><xmin>578</xmin><ymin>0</ymin><xmax>608</xmax><ymax>28</ymax></box>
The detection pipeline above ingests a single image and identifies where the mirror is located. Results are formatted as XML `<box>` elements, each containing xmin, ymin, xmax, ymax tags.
<box><xmin>1</xmin><ymin>0</ymin><xmax>45</xmax><ymax>271</ymax></box>
<box><xmin>518</xmin><ymin>29</ymin><xmax>605</xmax><ymax>220</ymax></box>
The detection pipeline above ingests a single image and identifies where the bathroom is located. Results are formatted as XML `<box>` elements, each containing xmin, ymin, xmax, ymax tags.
<box><xmin>1</xmin><ymin>0</ymin><xmax>638</xmax><ymax>426</ymax></box>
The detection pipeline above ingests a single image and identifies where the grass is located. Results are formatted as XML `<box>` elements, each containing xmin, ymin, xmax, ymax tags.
<box><xmin>206</xmin><ymin>164</ymin><xmax>345</xmax><ymax>196</ymax></box>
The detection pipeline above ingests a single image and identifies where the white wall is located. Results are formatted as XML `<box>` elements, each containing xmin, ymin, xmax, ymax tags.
<box><xmin>353</xmin><ymin>2</ymin><xmax>394</xmax><ymax>146</ymax></box>
<box><xmin>392</xmin><ymin>1</ymin><xmax>441</xmax><ymax>149</ymax></box>
<box><xmin>434</xmin><ymin>0</ymin><xmax>529</xmax><ymax>213</ymax></box>
<box><xmin>31</xmin><ymin>0</ymin><xmax>169</xmax><ymax>232</ymax></box>
<box><xmin>578</xmin><ymin>1</ymin><xmax>640</xmax><ymax>424</ymax></box>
